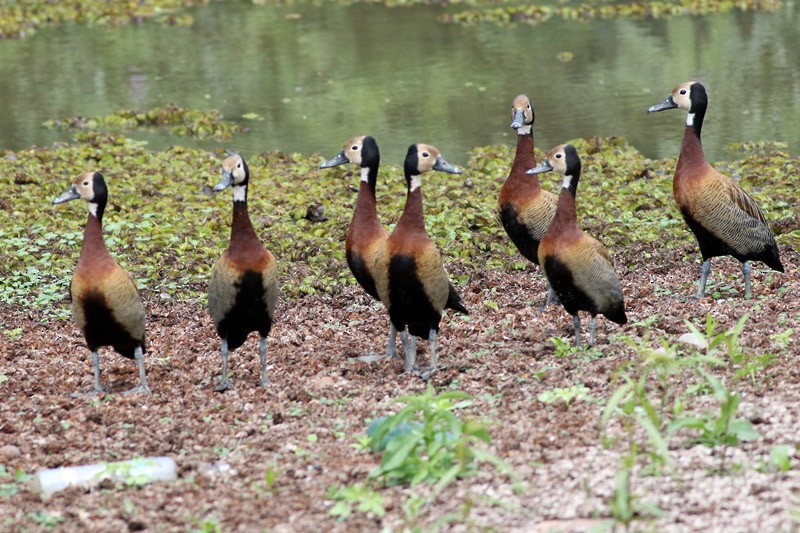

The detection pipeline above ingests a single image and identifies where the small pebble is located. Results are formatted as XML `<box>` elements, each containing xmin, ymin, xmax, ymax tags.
<box><xmin>311</xmin><ymin>376</ymin><xmax>335</xmax><ymax>390</ymax></box>
<box><xmin>0</xmin><ymin>444</ymin><xmax>21</xmax><ymax>459</ymax></box>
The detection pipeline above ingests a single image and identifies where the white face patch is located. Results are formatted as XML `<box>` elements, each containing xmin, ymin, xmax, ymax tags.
<box><xmin>88</xmin><ymin>202</ymin><xmax>99</xmax><ymax>218</ymax></box>
<box><xmin>561</xmin><ymin>174</ymin><xmax>572</xmax><ymax>189</ymax></box>
<box><xmin>232</xmin><ymin>184</ymin><xmax>247</xmax><ymax>202</ymax></box>
<box><xmin>360</xmin><ymin>167</ymin><xmax>370</xmax><ymax>183</ymax></box>
<box><xmin>409</xmin><ymin>175</ymin><xmax>422</xmax><ymax>192</ymax></box>
<box><xmin>517</xmin><ymin>125</ymin><xmax>532</xmax><ymax>135</ymax></box>
<box><xmin>686</xmin><ymin>112</ymin><xmax>695</xmax><ymax>127</ymax></box>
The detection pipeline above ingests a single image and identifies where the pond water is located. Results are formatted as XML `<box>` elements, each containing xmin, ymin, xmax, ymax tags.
<box><xmin>0</xmin><ymin>2</ymin><xmax>798</xmax><ymax>165</ymax></box>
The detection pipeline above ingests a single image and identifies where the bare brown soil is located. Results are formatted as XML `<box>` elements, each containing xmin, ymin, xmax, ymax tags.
<box><xmin>1</xmin><ymin>244</ymin><xmax>799</xmax><ymax>532</ymax></box>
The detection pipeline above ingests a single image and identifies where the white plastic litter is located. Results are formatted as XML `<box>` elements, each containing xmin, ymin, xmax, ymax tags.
<box><xmin>33</xmin><ymin>456</ymin><xmax>177</xmax><ymax>498</ymax></box>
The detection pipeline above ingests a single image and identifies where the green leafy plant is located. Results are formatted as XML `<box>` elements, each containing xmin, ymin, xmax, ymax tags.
<box><xmin>762</xmin><ymin>444</ymin><xmax>793</xmax><ymax>473</ymax></box>
<box><xmin>604</xmin><ymin>450</ymin><xmax>664</xmax><ymax>531</ymax></box>
<box><xmin>251</xmin><ymin>465</ymin><xmax>282</xmax><ymax>496</ymax></box>
<box><xmin>365</xmin><ymin>385</ymin><xmax>504</xmax><ymax>487</ymax></box>
<box><xmin>602</xmin><ymin>334</ymin><xmax>705</xmax><ymax>470</ymax></box>
<box><xmin>537</xmin><ymin>385</ymin><xmax>591</xmax><ymax>406</ymax></box>
<box><xmin>0</xmin><ymin>466</ymin><xmax>33</xmax><ymax>497</ymax></box>
<box><xmin>2</xmin><ymin>327</ymin><xmax>22</xmax><ymax>340</ymax></box>
<box><xmin>550</xmin><ymin>336</ymin><xmax>578</xmax><ymax>358</ymax></box>
<box><xmin>190</xmin><ymin>516</ymin><xmax>222</xmax><ymax>533</ymax></box>
<box><xmin>669</xmin><ymin>370</ymin><xmax>760</xmax><ymax>450</ymax></box>
<box><xmin>678</xmin><ymin>313</ymin><xmax>745</xmax><ymax>360</ymax></box>
<box><xmin>549</xmin><ymin>336</ymin><xmax>604</xmax><ymax>361</ymax></box>
<box><xmin>26</xmin><ymin>511</ymin><xmax>64</xmax><ymax>530</ymax></box>
<box><xmin>770</xmin><ymin>328</ymin><xmax>794</xmax><ymax>350</ymax></box>
<box><xmin>680</xmin><ymin>314</ymin><xmax>777</xmax><ymax>385</ymax></box>
<box><xmin>327</xmin><ymin>483</ymin><xmax>386</xmax><ymax>521</ymax></box>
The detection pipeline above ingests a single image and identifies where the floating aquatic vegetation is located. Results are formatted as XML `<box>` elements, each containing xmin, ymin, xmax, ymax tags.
<box><xmin>44</xmin><ymin>104</ymin><xmax>247</xmax><ymax>141</ymax></box>
<box><xmin>0</xmin><ymin>0</ymin><xmax>205</xmax><ymax>40</ymax></box>
<box><xmin>441</xmin><ymin>0</ymin><xmax>785</xmax><ymax>25</ymax></box>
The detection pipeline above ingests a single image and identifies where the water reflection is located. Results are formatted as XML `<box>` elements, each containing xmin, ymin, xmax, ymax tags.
<box><xmin>0</xmin><ymin>2</ymin><xmax>797</xmax><ymax>163</ymax></box>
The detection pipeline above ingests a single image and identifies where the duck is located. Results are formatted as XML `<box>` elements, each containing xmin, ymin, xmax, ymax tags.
<box><xmin>647</xmin><ymin>81</ymin><xmax>784</xmax><ymax>298</ymax></box>
<box><xmin>321</xmin><ymin>136</ymin><xmax>468</xmax><ymax>363</ymax></box>
<box><xmin>320</xmin><ymin>135</ymin><xmax>398</xmax><ymax>360</ymax></box>
<box><xmin>527</xmin><ymin>144</ymin><xmax>627</xmax><ymax>346</ymax></box>
<box><xmin>498</xmin><ymin>94</ymin><xmax>559</xmax><ymax>307</ymax></box>
<box><xmin>207</xmin><ymin>152</ymin><xmax>279</xmax><ymax>391</ymax></box>
<box><xmin>52</xmin><ymin>172</ymin><xmax>150</xmax><ymax>395</ymax></box>
<box><xmin>374</xmin><ymin>143</ymin><xmax>467</xmax><ymax>379</ymax></box>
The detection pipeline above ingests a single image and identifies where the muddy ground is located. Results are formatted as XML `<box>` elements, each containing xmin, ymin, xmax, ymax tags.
<box><xmin>1</xmin><ymin>242</ymin><xmax>799</xmax><ymax>532</ymax></box>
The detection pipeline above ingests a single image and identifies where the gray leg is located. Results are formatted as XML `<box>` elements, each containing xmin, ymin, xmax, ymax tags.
<box><xmin>419</xmin><ymin>329</ymin><xmax>438</xmax><ymax>380</ymax></box>
<box><xmin>124</xmin><ymin>346</ymin><xmax>151</xmax><ymax>395</ymax></box>
<box><xmin>92</xmin><ymin>350</ymin><xmax>105</xmax><ymax>393</ymax></box>
<box><xmin>258</xmin><ymin>336</ymin><xmax>268</xmax><ymax>387</ymax></box>
<box><xmin>573</xmin><ymin>315</ymin><xmax>582</xmax><ymax>347</ymax></box>
<box><xmin>539</xmin><ymin>282</ymin><xmax>559</xmax><ymax>310</ymax></box>
<box><xmin>741</xmin><ymin>261</ymin><xmax>752</xmax><ymax>299</ymax></box>
<box><xmin>695</xmin><ymin>259</ymin><xmax>712</xmax><ymax>298</ymax></box>
<box><xmin>216</xmin><ymin>338</ymin><xmax>230</xmax><ymax>392</ymax></box>
<box><xmin>401</xmin><ymin>330</ymin><xmax>417</xmax><ymax>373</ymax></box>
<box><xmin>356</xmin><ymin>323</ymin><xmax>398</xmax><ymax>363</ymax></box>
<box><xmin>72</xmin><ymin>350</ymin><xmax>109</xmax><ymax>397</ymax></box>
<box><xmin>588</xmin><ymin>316</ymin><xmax>597</xmax><ymax>346</ymax></box>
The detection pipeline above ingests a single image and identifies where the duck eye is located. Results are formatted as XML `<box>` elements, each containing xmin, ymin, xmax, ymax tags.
<box><xmin>352</xmin><ymin>145</ymin><xmax>359</xmax><ymax>151</ymax></box>
<box><xmin>422</xmin><ymin>151</ymin><xmax>429</xmax><ymax>158</ymax></box>
<box><xmin>237</xmin><ymin>162</ymin><xmax>242</xmax><ymax>168</ymax></box>
<box><xmin>555</xmin><ymin>153</ymin><xmax>562</xmax><ymax>159</ymax></box>
<box><xmin>679</xmin><ymin>89</ymin><xmax>687</xmax><ymax>95</ymax></box>
<box><xmin>83</xmin><ymin>181</ymin><xmax>89</xmax><ymax>186</ymax></box>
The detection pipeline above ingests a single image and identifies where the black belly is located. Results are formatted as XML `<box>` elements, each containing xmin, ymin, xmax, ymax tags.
<box><xmin>79</xmin><ymin>292</ymin><xmax>143</xmax><ymax>359</ymax></box>
<box><xmin>543</xmin><ymin>256</ymin><xmax>596</xmax><ymax>317</ymax></box>
<box><xmin>681</xmin><ymin>210</ymin><xmax>737</xmax><ymax>261</ymax></box>
<box><xmin>388</xmin><ymin>254</ymin><xmax>441</xmax><ymax>339</ymax></box>
<box><xmin>681</xmin><ymin>209</ymin><xmax>782</xmax><ymax>271</ymax></box>
<box><xmin>347</xmin><ymin>250</ymin><xmax>380</xmax><ymax>301</ymax></box>
<box><xmin>217</xmin><ymin>271</ymin><xmax>273</xmax><ymax>351</ymax></box>
<box><xmin>499</xmin><ymin>203</ymin><xmax>540</xmax><ymax>264</ymax></box>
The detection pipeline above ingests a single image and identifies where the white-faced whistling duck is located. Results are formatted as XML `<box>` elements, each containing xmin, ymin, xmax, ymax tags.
<box><xmin>52</xmin><ymin>172</ymin><xmax>151</xmax><ymax>395</ymax></box>
<box><xmin>648</xmin><ymin>81</ymin><xmax>784</xmax><ymax>298</ymax></box>
<box><xmin>320</xmin><ymin>135</ymin><xmax>398</xmax><ymax>361</ymax></box>
<box><xmin>374</xmin><ymin>144</ymin><xmax>468</xmax><ymax>379</ymax></box>
<box><xmin>527</xmin><ymin>145</ymin><xmax>627</xmax><ymax>346</ymax></box>
<box><xmin>497</xmin><ymin>94</ymin><xmax>559</xmax><ymax>307</ymax></box>
<box><xmin>208</xmin><ymin>153</ymin><xmax>279</xmax><ymax>391</ymax></box>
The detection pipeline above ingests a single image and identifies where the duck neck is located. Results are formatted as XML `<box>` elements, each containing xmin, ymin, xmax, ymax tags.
<box><xmin>363</xmin><ymin>164</ymin><xmax>378</xmax><ymax>194</ymax></box>
<box><xmin>678</xmin><ymin>121</ymin><xmax>706</xmax><ymax>172</ymax></box>
<box><xmin>230</xmin><ymin>188</ymin><xmax>259</xmax><ymax>249</ymax></box>
<box><xmin>345</xmin><ymin>169</ymin><xmax>385</xmax><ymax>242</ymax></box>
<box><xmin>356</xmin><ymin>166</ymin><xmax>378</xmax><ymax>215</ymax></box>
<box><xmin>550</xmin><ymin>175</ymin><xmax>578</xmax><ymax>231</ymax></box>
<box><xmin>509</xmin><ymin>127</ymin><xmax>540</xmax><ymax>188</ymax></box>
<box><xmin>79</xmin><ymin>210</ymin><xmax>109</xmax><ymax>260</ymax></box>
<box><xmin>396</xmin><ymin>176</ymin><xmax>425</xmax><ymax>232</ymax></box>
